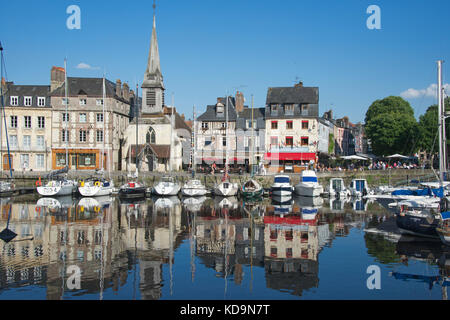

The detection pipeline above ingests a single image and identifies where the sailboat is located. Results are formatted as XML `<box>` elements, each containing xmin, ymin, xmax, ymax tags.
<box><xmin>241</xmin><ymin>95</ymin><xmax>263</xmax><ymax>199</ymax></box>
<box><xmin>395</xmin><ymin>60</ymin><xmax>447</xmax><ymax>238</ymax></box>
<box><xmin>119</xmin><ymin>84</ymin><xmax>147</xmax><ymax>199</ymax></box>
<box><xmin>0</xmin><ymin>42</ymin><xmax>14</xmax><ymax>197</ymax></box>
<box><xmin>37</xmin><ymin>59</ymin><xmax>76</xmax><ymax>197</ymax></box>
<box><xmin>78</xmin><ymin>76</ymin><xmax>114</xmax><ymax>197</ymax></box>
<box><xmin>181</xmin><ymin>106</ymin><xmax>207</xmax><ymax>197</ymax></box>
<box><xmin>214</xmin><ymin>95</ymin><xmax>239</xmax><ymax>197</ymax></box>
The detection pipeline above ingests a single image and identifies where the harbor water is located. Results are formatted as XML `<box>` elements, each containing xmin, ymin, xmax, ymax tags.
<box><xmin>0</xmin><ymin>194</ymin><xmax>448</xmax><ymax>300</ymax></box>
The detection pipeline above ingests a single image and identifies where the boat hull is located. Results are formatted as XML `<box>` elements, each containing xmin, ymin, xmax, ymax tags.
<box><xmin>78</xmin><ymin>185</ymin><xmax>113</xmax><ymax>197</ymax></box>
<box><xmin>271</xmin><ymin>186</ymin><xmax>292</xmax><ymax>197</ymax></box>
<box><xmin>436</xmin><ymin>227</ymin><xmax>450</xmax><ymax>246</ymax></box>
<box><xmin>119</xmin><ymin>187</ymin><xmax>147</xmax><ymax>198</ymax></box>
<box><xmin>241</xmin><ymin>188</ymin><xmax>264</xmax><ymax>199</ymax></box>
<box><xmin>294</xmin><ymin>184</ymin><xmax>323</xmax><ymax>197</ymax></box>
<box><xmin>181</xmin><ymin>187</ymin><xmax>207</xmax><ymax>197</ymax></box>
<box><xmin>214</xmin><ymin>182</ymin><xmax>238</xmax><ymax>197</ymax></box>
<box><xmin>395</xmin><ymin>213</ymin><xmax>440</xmax><ymax>239</ymax></box>
<box><xmin>153</xmin><ymin>185</ymin><xmax>181</xmax><ymax>196</ymax></box>
<box><xmin>37</xmin><ymin>183</ymin><xmax>75</xmax><ymax>197</ymax></box>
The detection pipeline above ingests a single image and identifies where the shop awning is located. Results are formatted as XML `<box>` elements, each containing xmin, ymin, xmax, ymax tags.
<box><xmin>264</xmin><ymin>216</ymin><xmax>317</xmax><ymax>226</ymax></box>
<box><xmin>264</xmin><ymin>152</ymin><xmax>316</xmax><ymax>161</ymax></box>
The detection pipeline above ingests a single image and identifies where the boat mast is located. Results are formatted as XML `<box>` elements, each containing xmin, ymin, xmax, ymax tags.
<box><xmin>225</xmin><ymin>93</ymin><xmax>229</xmax><ymax>178</ymax></box>
<box><xmin>170</xmin><ymin>93</ymin><xmax>174</xmax><ymax>172</ymax></box>
<box><xmin>438</xmin><ymin>60</ymin><xmax>445</xmax><ymax>186</ymax></box>
<box><xmin>135</xmin><ymin>84</ymin><xmax>139</xmax><ymax>177</ymax></box>
<box><xmin>251</xmin><ymin>94</ymin><xmax>255</xmax><ymax>176</ymax></box>
<box><xmin>101</xmin><ymin>75</ymin><xmax>106</xmax><ymax>172</ymax></box>
<box><xmin>64</xmin><ymin>59</ymin><xmax>69</xmax><ymax>170</ymax></box>
<box><xmin>0</xmin><ymin>42</ymin><xmax>12</xmax><ymax>178</ymax></box>
<box><xmin>192</xmin><ymin>105</ymin><xmax>196</xmax><ymax>178</ymax></box>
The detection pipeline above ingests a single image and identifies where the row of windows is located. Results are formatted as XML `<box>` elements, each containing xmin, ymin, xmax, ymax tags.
<box><xmin>62</xmin><ymin>98</ymin><xmax>104</xmax><ymax>106</ymax></box>
<box><xmin>270</xmin><ymin>136</ymin><xmax>310</xmax><ymax>147</ymax></box>
<box><xmin>8</xmin><ymin>135</ymin><xmax>45</xmax><ymax>149</ymax></box>
<box><xmin>271</xmin><ymin>120</ymin><xmax>309</xmax><ymax>130</ymax></box>
<box><xmin>9</xmin><ymin>96</ymin><xmax>46</xmax><ymax>107</ymax></box>
<box><xmin>9</xmin><ymin>116</ymin><xmax>45</xmax><ymax>129</ymax></box>
<box><xmin>61</xmin><ymin>112</ymin><xmax>103</xmax><ymax>123</ymax></box>
<box><xmin>200</xmin><ymin>120</ymin><xmax>309</xmax><ymax>130</ymax></box>
<box><xmin>13</xmin><ymin>154</ymin><xmax>46</xmax><ymax>168</ymax></box>
<box><xmin>270</xmin><ymin>104</ymin><xmax>309</xmax><ymax>115</ymax></box>
<box><xmin>61</xmin><ymin>129</ymin><xmax>104</xmax><ymax>143</ymax></box>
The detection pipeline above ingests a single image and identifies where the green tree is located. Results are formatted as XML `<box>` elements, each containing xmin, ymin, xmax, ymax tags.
<box><xmin>365</xmin><ymin>96</ymin><xmax>418</xmax><ymax>156</ymax></box>
<box><xmin>328</xmin><ymin>133</ymin><xmax>335</xmax><ymax>155</ymax></box>
<box><xmin>417</xmin><ymin>97</ymin><xmax>450</xmax><ymax>154</ymax></box>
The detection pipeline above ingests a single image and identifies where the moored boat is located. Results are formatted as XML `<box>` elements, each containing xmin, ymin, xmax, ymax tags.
<box><xmin>270</xmin><ymin>175</ymin><xmax>293</xmax><ymax>197</ymax></box>
<box><xmin>240</xmin><ymin>178</ymin><xmax>263</xmax><ymax>199</ymax></box>
<box><xmin>153</xmin><ymin>176</ymin><xmax>181</xmax><ymax>196</ymax></box>
<box><xmin>181</xmin><ymin>179</ymin><xmax>207</xmax><ymax>197</ymax></box>
<box><xmin>294</xmin><ymin>170</ymin><xmax>323</xmax><ymax>197</ymax></box>
<box><xmin>119</xmin><ymin>180</ymin><xmax>147</xmax><ymax>199</ymax></box>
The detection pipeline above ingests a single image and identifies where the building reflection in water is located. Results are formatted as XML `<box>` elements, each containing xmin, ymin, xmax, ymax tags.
<box><xmin>0</xmin><ymin>193</ymin><xmax>386</xmax><ymax>299</ymax></box>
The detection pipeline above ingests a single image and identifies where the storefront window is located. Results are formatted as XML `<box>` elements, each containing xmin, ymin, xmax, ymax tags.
<box><xmin>78</xmin><ymin>153</ymin><xmax>96</xmax><ymax>167</ymax></box>
<box><xmin>56</xmin><ymin>153</ymin><xmax>66</xmax><ymax>166</ymax></box>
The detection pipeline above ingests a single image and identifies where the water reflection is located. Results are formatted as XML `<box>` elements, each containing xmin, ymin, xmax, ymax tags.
<box><xmin>0</xmin><ymin>194</ymin><xmax>447</xmax><ymax>299</ymax></box>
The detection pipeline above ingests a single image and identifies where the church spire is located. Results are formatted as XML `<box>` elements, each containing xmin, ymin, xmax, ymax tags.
<box><xmin>141</xmin><ymin>0</ymin><xmax>165</xmax><ymax>114</ymax></box>
<box><xmin>143</xmin><ymin>1</ymin><xmax>164</xmax><ymax>89</ymax></box>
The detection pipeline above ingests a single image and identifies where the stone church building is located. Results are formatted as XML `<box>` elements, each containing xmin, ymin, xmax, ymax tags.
<box><xmin>122</xmin><ymin>14</ymin><xmax>191</xmax><ymax>173</ymax></box>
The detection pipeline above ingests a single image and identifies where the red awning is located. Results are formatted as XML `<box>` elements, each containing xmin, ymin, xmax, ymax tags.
<box><xmin>264</xmin><ymin>216</ymin><xmax>317</xmax><ymax>226</ymax></box>
<box><xmin>200</xmin><ymin>157</ymin><xmax>244</xmax><ymax>162</ymax></box>
<box><xmin>264</xmin><ymin>152</ymin><xmax>316</xmax><ymax>161</ymax></box>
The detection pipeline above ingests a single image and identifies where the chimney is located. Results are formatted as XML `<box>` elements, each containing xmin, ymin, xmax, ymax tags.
<box><xmin>51</xmin><ymin>66</ymin><xmax>65</xmax><ymax>92</ymax></box>
<box><xmin>235</xmin><ymin>91</ymin><xmax>244</xmax><ymax>113</ymax></box>
<box><xmin>122</xmin><ymin>83</ymin><xmax>130</xmax><ymax>101</ymax></box>
<box><xmin>294</xmin><ymin>81</ymin><xmax>304</xmax><ymax>88</ymax></box>
<box><xmin>116</xmin><ymin>79</ymin><xmax>122</xmax><ymax>97</ymax></box>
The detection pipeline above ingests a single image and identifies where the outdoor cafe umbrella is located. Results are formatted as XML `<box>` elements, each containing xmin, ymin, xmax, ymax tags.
<box><xmin>387</xmin><ymin>154</ymin><xmax>409</xmax><ymax>159</ymax></box>
<box><xmin>340</xmin><ymin>155</ymin><xmax>369</xmax><ymax>161</ymax></box>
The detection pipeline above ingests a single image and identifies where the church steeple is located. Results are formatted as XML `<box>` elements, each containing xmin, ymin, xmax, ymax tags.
<box><xmin>142</xmin><ymin>2</ymin><xmax>165</xmax><ymax>114</ymax></box>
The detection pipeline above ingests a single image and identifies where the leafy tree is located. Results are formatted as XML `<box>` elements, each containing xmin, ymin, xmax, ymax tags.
<box><xmin>365</xmin><ymin>109</ymin><xmax>418</xmax><ymax>156</ymax></box>
<box><xmin>328</xmin><ymin>133</ymin><xmax>334</xmax><ymax>155</ymax></box>
<box><xmin>365</xmin><ymin>96</ymin><xmax>415</xmax><ymax>124</ymax></box>
<box><xmin>417</xmin><ymin>98</ymin><xmax>450</xmax><ymax>154</ymax></box>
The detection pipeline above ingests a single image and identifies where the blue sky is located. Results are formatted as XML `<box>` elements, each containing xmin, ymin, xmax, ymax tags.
<box><xmin>1</xmin><ymin>0</ymin><xmax>449</xmax><ymax>122</ymax></box>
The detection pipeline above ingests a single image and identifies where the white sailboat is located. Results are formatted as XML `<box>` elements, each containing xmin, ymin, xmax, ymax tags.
<box><xmin>37</xmin><ymin>59</ymin><xmax>76</xmax><ymax>197</ymax></box>
<box><xmin>294</xmin><ymin>169</ymin><xmax>323</xmax><ymax>197</ymax></box>
<box><xmin>182</xmin><ymin>105</ymin><xmax>208</xmax><ymax>197</ymax></box>
<box><xmin>153</xmin><ymin>175</ymin><xmax>181</xmax><ymax>196</ymax></box>
<box><xmin>78</xmin><ymin>76</ymin><xmax>114</xmax><ymax>197</ymax></box>
<box><xmin>214</xmin><ymin>95</ymin><xmax>239</xmax><ymax>197</ymax></box>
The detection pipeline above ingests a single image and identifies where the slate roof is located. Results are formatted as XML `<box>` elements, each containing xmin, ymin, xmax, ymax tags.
<box><xmin>4</xmin><ymin>84</ymin><xmax>51</xmax><ymax>107</ymax></box>
<box><xmin>266</xmin><ymin>86</ymin><xmax>319</xmax><ymax>104</ymax></box>
<box><xmin>50</xmin><ymin>77</ymin><xmax>124</xmax><ymax>100</ymax></box>
<box><xmin>197</xmin><ymin>96</ymin><xmax>237</xmax><ymax>122</ymax></box>
<box><xmin>237</xmin><ymin>107</ymin><xmax>265</xmax><ymax>119</ymax></box>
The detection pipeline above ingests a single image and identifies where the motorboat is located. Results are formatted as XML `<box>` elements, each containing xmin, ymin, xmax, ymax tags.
<box><xmin>181</xmin><ymin>179</ymin><xmax>208</xmax><ymax>197</ymax></box>
<box><xmin>328</xmin><ymin>178</ymin><xmax>350</xmax><ymax>198</ymax></box>
<box><xmin>118</xmin><ymin>180</ymin><xmax>147</xmax><ymax>199</ymax></box>
<box><xmin>78</xmin><ymin>177</ymin><xmax>114</xmax><ymax>197</ymax></box>
<box><xmin>153</xmin><ymin>176</ymin><xmax>181</xmax><ymax>196</ymax></box>
<box><xmin>393</xmin><ymin>199</ymin><xmax>442</xmax><ymax>238</ymax></box>
<box><xmin>214</xmin><ymin>178</ymin><xmax>239</xmax><ymax>197</ymax></box>
<box><xmin>270</xmin><ymin>175</ymin><xmax>293</xmax><ymax>197</ymax></box>
<box><xmin>349</xmin><ymin>179</ymin><xmax>370</xmax><ymax>197</ymax></box>
<box><xmin>240</xmin><ymin>178</ymin><xmax>264</xmax><ymax>199</ymax></box>
<box><xmin>294</xmin><ymin>170</ymin><xmax>323</xmax><ymax>197</ymax></box>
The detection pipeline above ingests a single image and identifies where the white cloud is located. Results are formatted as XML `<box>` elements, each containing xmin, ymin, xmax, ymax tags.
<box><xmin>76</xmin><ymin>62</ymin><xmax>100</xmax><ymax>70</ymax></box>
<box><xmin>401</xmin><ymin>83</ymin><xmax>450</xmax><ymax>99</ymax></box>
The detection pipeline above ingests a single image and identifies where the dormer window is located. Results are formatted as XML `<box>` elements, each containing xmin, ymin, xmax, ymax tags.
<box><xmin>216</xmin><ymin>103</ymin><xmax>224</xmax><ymax>117</ymax></box>
<box><xmin>10</xmin><ymin>96</ymin><xmax>18</xmax><ymax>106</ymax></box>
<box><xmin>37</xmin><ymin>97</ymin><xmax>46</xmax><ymax>107</ymax></box>
<box><xmin>96</xmin><ymin>99</ymin><xmax>103</xmax><ymax>106</ymax></box>
<box><xmin>285</xmin><ymin>104</ymin><xmax>294</xmax><ymax>116</ymax></box>
<box><xmin>79</xmin><ymin>99</ymin><xmax>87</xmax><ymax>106</ymax></box>
<box><xmin>24</xmin><ymin>96</ymin><xmax>32</xmax><ymax>106</ymax></box>
<box><xmin>201</xmin><ymin>122</ymin><xmax>208</xmax><ymax>130</ymax></box>
<box><xmin>271</xmin><ymin>104</ymin><xmax>278</xmax><ymax>116</ymax></box>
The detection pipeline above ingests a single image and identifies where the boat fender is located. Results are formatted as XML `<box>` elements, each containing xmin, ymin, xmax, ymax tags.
<box><xmin>399</xmin><ymin>205</ymin><xmax>406</xmax><ymax>216</ymax></box>
<box><xmin>80</xmin><ymin>181</ymin><xmax>85</xmax><ymax>187</ymax></box>
<box><xmin>94</xmin><ymin>206</ymin><xmax>100</xmax><ymax>213</ymax></box>
<box><xmin>35</xmin><ymin>206</ymin><xmax>41</xmax><ymax>213</ymax></box>
<box><xmin>94</xmin><ymin>181</ymin><xmax>101</xmax><ymax>187</ymax></box>
<box><xmin>35</xmin><ymin>180</ymin><xmax>42</xmax><ymax>187</ymax></box>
